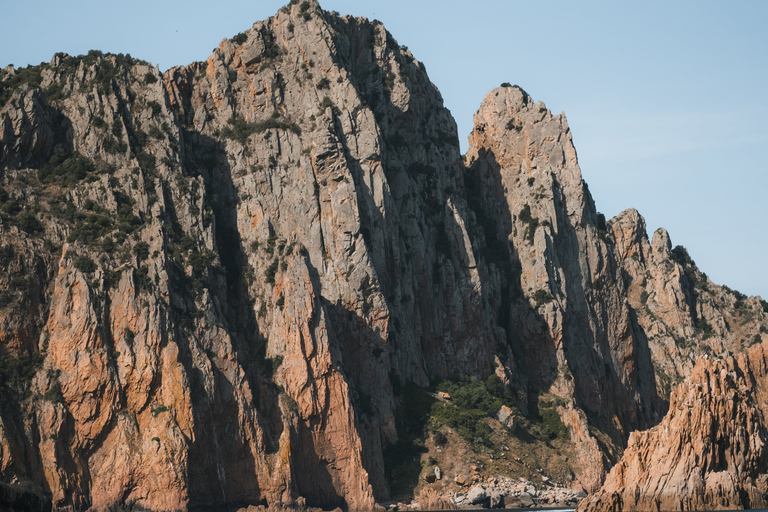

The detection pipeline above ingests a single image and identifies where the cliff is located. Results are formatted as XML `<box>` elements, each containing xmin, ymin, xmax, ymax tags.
<box><xmin>578</xmin><ymin>343</ymin><xmax>768</xmax><ymax>511</ymax></box>
<box><xmin>0</xmin><ymin>1</ymin><xmax>767</xmax><ymax>510</ymax></box>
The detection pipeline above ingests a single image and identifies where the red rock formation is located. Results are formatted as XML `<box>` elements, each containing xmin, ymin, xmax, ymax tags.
<box><xmin>579</xmin><ymin>345</ymin><xmax>768</xmax><ymax>512</ymax></box>
<box><xmin>0</xmin><ymin>1</ymin><xmax>766</xmax><ymax>510</ymax></box>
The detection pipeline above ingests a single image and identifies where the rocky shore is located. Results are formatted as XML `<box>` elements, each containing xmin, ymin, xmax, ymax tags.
<box><xmin>383</xmin><ymin>476</ymin><xmax>585</xmax><ymax>510</ymax></box>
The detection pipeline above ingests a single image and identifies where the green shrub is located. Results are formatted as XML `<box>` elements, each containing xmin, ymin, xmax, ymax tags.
<box><xmin>151</xmin><ymin>404</ymin><xmax>169</xmax><ymax>417</ymax></box>
<box><xmin>0</xmin><ymin>351</ymin><xmax>44</xmax><ymax>402</ymax></box>
<box><xmin>316</xmin><ymin>77</ymin><xmax>330</xmax><ymax>89</ymax></box>
<box><xmin>271</xmin><ymin>355</ymin><xmax>283</xmax><ymax>374</ymax></box>
<box><xmin>103</xmin><ymin>136</ymin><xmax>127</xmax><ymax>154</ymax></box>
<box><xmin>43</xmin><ymin>379</ymin><xmax>64</xmax><ymax>403</ymax></box>
<box><xmin>10</xmin><ymin>276</ymin><xmax>27</xmax><ymax>292</ymax></box>
<box><xmin>423</xmin><ymin>374</ymin><xmax>519</xmax><ymax>447</ymax></box>
<box><xmin>136</xmin><ymin>265</ymin><xmax>152</xmax><ymax>292</ymax></box>
<box><xmin>319</xmin><ymin>96</ymin><xmax>335</xmax><ymax>111</ymax></box>
<box><xmin>133</xmin><ymin>241</ymin><xmax>149</xmax><ymax>261</ymax></box>
<box><xmin>697</xmin><ymin>318</ymin><xmax>714</xmax><ymax>339</ymax></box>
<box><xmin>222</xmin><ymin>114</ymin><xmax>301</xmax><ymax>144</ymax></box>
<box><xmin>519</xmin><ymin>204</ymin><xmax>533</xmax><ymax>223</ymax></box>
<box><xmin>136</xmin><ymin>151</ymin><xmax>156</xmax><ymax>173</ymax></box>
<box><xmin>0</xmin><ymin>63</ymin><xmax>45</xmax><ymax>108</ymax></box>
<box><xmin>116</xmin><ymin>202</ymin><xmax>143</xmax><ymax>234</ymax></box>
<box><xmin>232</xmin><ymin>32</ymin><xmax>248</xmax><ymax>45</ymax></box>
<box><xmin>15</xmin><ymin>212</ymin><xmax>43</xmax><ymax>233</ymax></box>
<box><xmin>299</xmin><ymin>1</ymin><xmax>310</xmax><ymax>12</ymax></box>
<box><xmin>189</xmin><ymin>249</ymin><xmax>214</xmax><ymax>275</ymax></box>
<box><xmin>385</xmin><ymin>72</ymin><xmax>396</xmax><ymax>89</ymax></box>
<box><xmin>132</xmin><ymin>128</ymin><xmax>149</xmax><ymax>149</ymax></box>
<box><xmin>265</xmin><ymin>235</ymin><xmax>278</xmax><ymax>256</ymax></box>
<box><xmin>0</xmin><ymin>245</ymin><xmax>12</xmax><ymax>267</ymax></box>
<box><xmin>265</xmin><ymin>259</ymin><xmax>279</xmax><ymax>285</ymax></box>
<box><xmin>0</xmin><ymin>291</ymin><xmax>13</xmax><ymax>308</ymax></box>
<box><xmin>148</xmin><ymin>125</ymin><xmax>164</xmax><ymax>140</ymax></box>
<box><xmin>536</xmin><ymin>402</ymin><xmax>568</xmax><ymax>440</ymax></box>
<box><xmin>144</xmin><ymin>72</ymin><xmax>157</xmax><ymax>84</ymax></box>
<box><xmin>73</xmin><ymin>255</ymin><xmax>96</xmax><ymax>274</ymax></box>
<box><xmin>94</xmin><ymin>59</ymin><xmax>117</xmax><ymax>93</ymax></box>
<box><xmin>101</xmin><ymin>236</ymin><xmax>116</xmax><ymax>253</ymax></box>
<box><xmin>39</xmin><ymin>145</ymin><xmax>95</xmax><ymax>184</ymax></box>
<box><xmin>104</xmin><ymin>269</ymin><xmax>122</xmax><ymax>289</ymax></box>
<box><xmin>112</xmin><ymin>118</ymin><xmax>123</xmax><ymax>138</ymax></box>
<box><xmin>670</xmin><ymin>245</ymin><xmax>695</xmax><ymax>267</ymax></box>
<box><xmin>1</xmin><ymin>197</ymin><xmax>22</xmax><ymax>218</ymax></box>
<box><xmin>68</xmin><ymin>212</ymin><xmax>114</xmax><ymax>245</ymax></box>
<box><xmin>506</xmin><ymin>118</ymin><xmax>522</xmax><ymax>131</ymax></box>
<box><xmin>517</xmin><ymin>204</ymin><xmax>540</xmax><ymax>243</ymax></box>
<box><xmin>532</xmin><ymin>289</ymin><xmax>553</xmax><ymax>308</ymax></box>
<box><xmin>92</xmin><ymin>116</ymin><xmax>107</xmax><ymax>129</ymax></box>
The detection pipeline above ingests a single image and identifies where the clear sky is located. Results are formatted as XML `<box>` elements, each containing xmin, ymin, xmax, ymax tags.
<box><xmin>2</xmin><ymin>0</ymin><xmax>766</xmax><ymax>297</ymax></box>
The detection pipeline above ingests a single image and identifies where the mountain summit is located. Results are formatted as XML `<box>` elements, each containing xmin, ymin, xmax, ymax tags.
<box><xmin>0</xmin><ymin>1</ymin><xmax>766</xmax><ymax>510</ymax></box>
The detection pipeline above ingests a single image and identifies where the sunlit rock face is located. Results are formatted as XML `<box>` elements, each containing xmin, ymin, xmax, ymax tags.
<box><xmin>0</xmin><ymin>1</ymin><xmax>767</xmax><ymax>510</ymax></box>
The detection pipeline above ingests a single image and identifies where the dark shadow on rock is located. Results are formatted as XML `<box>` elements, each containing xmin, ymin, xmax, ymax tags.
<box><xmin>464</xmin><ymin>147</ymin><xmax>558</xmax><ymax>397</ymax></box>
<box><xmin>170</xmin><ymin>126</ymin><xmax>281</xmax><ymax>507</ymax></box>
<box><xmin>0</xmin><ymin>480</ymin><xmax>52</xmax><ymax>512</ymax></box>
<box><xmin>465</xmin><ymin>146</ymin><xmax>663</xmax><ymax>453</ymax></box>
<box><xmin>0</xmin><ymin>89</ymin><xmax>72</xmax><ymax>172</ymax></box>
<box><xmin>318</xmin><ymin>16</ymin><xmax>506</xmax><ymax>500</ymax></box>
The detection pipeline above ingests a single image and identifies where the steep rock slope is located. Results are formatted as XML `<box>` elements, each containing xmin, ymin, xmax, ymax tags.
<box><xmin>610</xmin><ymin>208</ymin><xmax>768</xmax><ymax>398</ymax></box>
<box><xmin>0</xmin><ymin>2</ymin><xmax>499</xmax><ymax>510</ymax></box>
<box><xmin>0</xmin><ymin>1</ymin><xmax>767</xmax><ymax>510</ymax></box>
<box><xmin>578</xmin><ymin>342</ymin><xmax>768</xmax><ymax>512</ymax></box>
<box><xmin>464</xmin><ymin>86</ymin><xmax>664</xmax><ymax>490</ymax></box>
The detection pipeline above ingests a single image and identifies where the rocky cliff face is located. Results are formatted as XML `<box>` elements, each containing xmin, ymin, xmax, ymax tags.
<box><xmin>578</xmin><ymin>343</ymin><xmax>768</xmax><ymax>512</ymax></box>
<box><xmin>464</xmin><ymin>87</ymin><xmax>665</xmax><ymax>491</ymax></box>
<box><xmin>0</xmin><ymin>1</ymin><xmax>767</xmax><ymax>511</ymax></box>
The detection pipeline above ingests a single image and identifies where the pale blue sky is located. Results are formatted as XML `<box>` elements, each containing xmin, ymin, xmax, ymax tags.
<box><xmin>2</xmin><ymin>1</ymin><xmax>766</xmax><ymax>297</ymax></box>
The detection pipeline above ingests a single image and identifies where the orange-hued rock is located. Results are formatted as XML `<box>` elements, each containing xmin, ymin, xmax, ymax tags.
<box><xmin>47</xmin><ymin>252</ymin><xmax>118</xmax><ymax>450</ymax></box>
<box><xmin>579</xmin><ymin>346</ymin><xmax>768</xmax><ymax>512</ymax></box>
<box><xmin>1</xmin><ymin>1</ymin><xmax>768</xmax><ymax>511</ymax></box>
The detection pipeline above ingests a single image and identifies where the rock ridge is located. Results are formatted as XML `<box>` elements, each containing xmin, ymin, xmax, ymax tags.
<box><xmin>0</xmin><ymin>1</ymin><xmax>766</xmax><ymax>511</ymax></box>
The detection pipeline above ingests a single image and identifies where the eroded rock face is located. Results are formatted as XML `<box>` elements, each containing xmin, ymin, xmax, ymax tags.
<box><xmin>464</xmin><ymin>86</ymin><xmax>664</xmax><ymax>491</ymax></box>
<box><xmin>0</xmin><ymin>1</ymin><xmax>496</xmax><ymax>509</ymax></box>
<box><xmin>0</xmin><ymin>1</ymin><xmax>767</xmax><ymax>511</ymax></box>
<box><xmin>578</xmin><ymin>344</ymin><xmax>768</xmax><ymax>512</ymax></box>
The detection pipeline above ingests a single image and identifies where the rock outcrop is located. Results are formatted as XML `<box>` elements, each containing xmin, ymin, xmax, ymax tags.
<box><xmin>0</xmin><ymin>1</ymin><xmax>767</xmax><ymax>511</ymax></box>
<box><xmin>464</xmin><ymin>86</ymin><xmax>665</xmax><ymax>490</ymax></box>
<box><xmin>0</xmin><ymin>2</ymin><xmax>498</xmax><ymax>509</ymax></box>
<box><xmin>579</xmin><ymin>343</ymin><xmax>768</xmax><ymax>512</ymax></box>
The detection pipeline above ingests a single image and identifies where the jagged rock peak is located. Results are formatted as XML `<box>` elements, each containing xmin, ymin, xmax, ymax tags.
<box><xmin>466</xmin><ymin>83</ymin><xmax>594</xmax><ymax>226</ymax></box>
<box><xmin>2</xmin><ymin>2</ymin><xmax>768</xmax><ymax>512</ymax></box>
